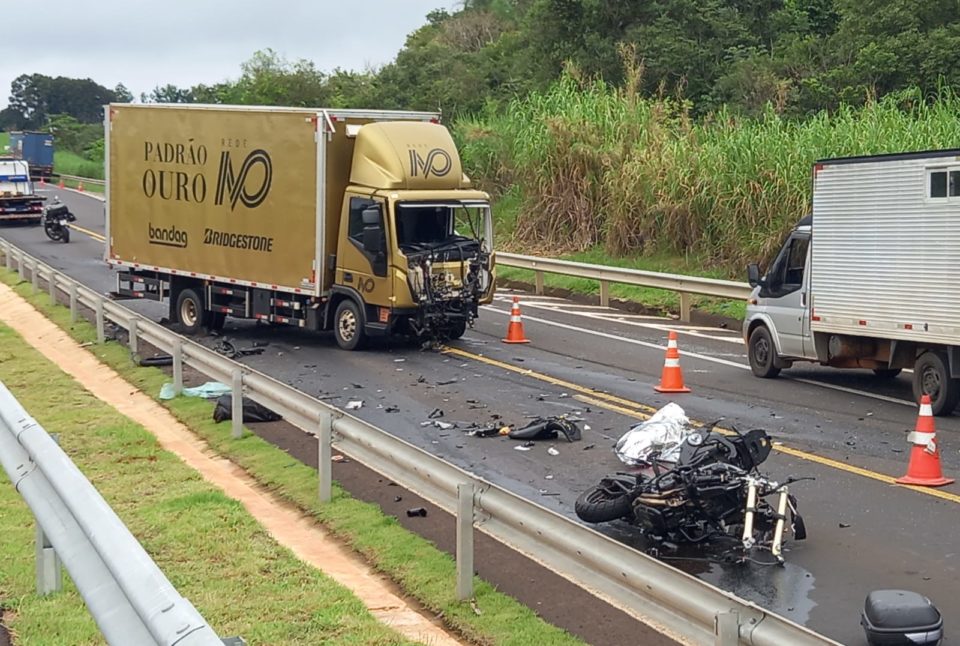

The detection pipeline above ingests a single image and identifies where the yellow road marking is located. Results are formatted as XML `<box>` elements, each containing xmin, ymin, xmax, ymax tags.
<box><xmin>445</xmin><ymin>346</ymin><xmax>960</xmax><ymax>505</ymax></box>
<box><xmin>68</xmin><ymin>223</ymin><xmax>105</xmax><ymax>242</ymax></box>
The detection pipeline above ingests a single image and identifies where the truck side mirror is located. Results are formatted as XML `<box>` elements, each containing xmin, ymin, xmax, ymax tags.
<box><xmin>747</xmin><ymin>263</ymin><xmax>761</xmax><ymax>287</ymax></box>
<box><xmin>363</xmin><ymin>226</ymin><xmax>384</xmax><ymax>254</ymax></box>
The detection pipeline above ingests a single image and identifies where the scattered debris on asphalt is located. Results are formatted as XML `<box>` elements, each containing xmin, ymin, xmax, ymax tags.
<box><xmin>384</xmin><ymin>405</ymin><xmax>399</xmax><ymax>413</ymax></box>
<box><xmin>138</xmin><ymin>354</ymin><xmax>173</xmax><ymax>367</ymax></box>
<box><xmin>436</xmin><ymin>378</ymin><xmax>459</xmax><ymax>386</ymax></box>
<box><xmin>547</xmin><ymin>446</ymin><xmax>560</xmax><ymax>456</ymax></box>
<box><xmin>332</xmin><ymin>455</ymin><xmax>348</xmax><ymax>463</ymax></box>
<box><xmin>346</xmin><ymin>400</ymin><xmax>363</xmax><ymax>410</ymax></box>
<box><xmin>428</xmin><ymin>408</ymin><xmax>444</xmax><ymax>419</ymax></box>
<box><xmin>406</xmin><ymin>507</ymin><xmax>428</xmax><ymax>517</ymax></box>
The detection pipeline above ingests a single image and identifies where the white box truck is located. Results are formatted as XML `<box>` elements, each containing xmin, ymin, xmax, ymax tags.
<box><xmin>744</xmin><ymin>149</ymin><xmax>960</xmax><ymax>415</ymax></box>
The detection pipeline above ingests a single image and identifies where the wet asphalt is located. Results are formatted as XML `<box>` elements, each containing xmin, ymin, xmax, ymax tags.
<box><xmin>4</xmin><ymin>185</ymin><xmax>958</xmax><ymax>646</ymax></box>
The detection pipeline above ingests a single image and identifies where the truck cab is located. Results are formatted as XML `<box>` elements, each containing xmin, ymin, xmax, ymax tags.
<box><xmin>743</xmin><ymin>215</ymin><xmax>814</xmax><ymax>377</ymax></box>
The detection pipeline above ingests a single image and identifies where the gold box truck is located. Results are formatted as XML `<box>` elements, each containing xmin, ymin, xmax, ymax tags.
<box><xmin>105</xmin><ymin>104</ymin><xmax>495</xmax><ymax>349</ymax></box>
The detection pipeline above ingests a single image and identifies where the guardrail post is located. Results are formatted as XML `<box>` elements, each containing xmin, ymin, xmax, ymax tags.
<box><xmin>31</xmin><ymin>261</ymin><xmax>39</xmax><ymax>294</ymax></box>
<box><xmin>714</xmin><ymin>611</ymin><xmax>740</xmax><ymax>645</ymax></box>
<box><xmin>128</xmin><ymin>319</ymin><xmax>138</xmax><ymax>355</ymax></box>
<box><xmin>318</xmin><ymin>412</ymin><xmax>332</xmax><ymax>503</ymax></box>
<box><xmin>36</xmin><ymin>433</ymin><xmax>63</xmax><ymax>595</ymax></box>
<box><xmin>95</xmin><ymin>300</ymin><xmax>105</xmax><ymax>344</ymax></box>
<box><xmin>15</xmin><ymin>250</ymin><xmax>22</xmax><ymax>276</ymax></box>
<box><xmin>679</xmin><ymin>292</ymin><xmax>693</xmax><ymax>322</ymax></box>
<box><xmin>231</xmin><ymin>369</ymin><xmax>243</xmax><ymax>439</ymax></box>
<box><xmin>172</xmin><ymin>341</ymin><xmax>183</xmax><ymax>395</ymax></box>
<box><xmin>456</xmin><ymin>482</ymin><xmax>475</xmax><ymax>600</ymax></box>
<box><xmin>48</xmin><ymin>273</ymin><xmax>57</xmax><ymax>303</ymax></box>
<box><xmin>534</xmin><ymin>270</ymin><xmax>545</xmax><ymax>296</ymax></box>
<box><xmin>3</xmin><ymin>242</ymin><xmax>10</xmax><ymax>271</ymax></box>
<box><xmin>599</xmin><ymin>280</ymin><xmax>610</xmax><ymax>308</ymax></box>
<box><xmin>69</xmin><ymin>283</ymin><xmax>78</xmax><ymax>323</ymax></box>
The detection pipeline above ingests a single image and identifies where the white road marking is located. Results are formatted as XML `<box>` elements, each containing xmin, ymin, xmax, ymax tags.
<box><xmin>482</xmin><ymin>305</ymin><xmax>917</xmax><ymax>408</ymax></box>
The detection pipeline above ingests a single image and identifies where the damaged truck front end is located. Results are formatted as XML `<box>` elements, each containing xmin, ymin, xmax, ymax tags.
<box><xmin>397</xmin><ymin>199</ymin><xmax>494</xmax><ymax>342</ymax></box>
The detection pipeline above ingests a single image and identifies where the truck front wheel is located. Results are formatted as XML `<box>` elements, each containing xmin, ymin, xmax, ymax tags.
<box><xmin>334</xmin><ymin>300</ymin><xmax>366</xmax><ymax>351</ymax></box>
<box><xmin>912</xmin><ymin>352</ymin><xmax>960</xmax><ymax>416</ymax></box>
<box><xmin>175</xmin><ymin>288</ymin><xmax>206</xmax><ymax>336</ymax></box>
<box><xmin>748</xmin><ymin>325</ymin><xmax>781</xmax><ymax>378</ymax></box>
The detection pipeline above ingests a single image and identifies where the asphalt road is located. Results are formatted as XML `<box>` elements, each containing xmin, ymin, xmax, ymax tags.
<box><xmin>7</xmin><ymin>185</ymin><xmax>959</xmax><ymax>645</ymax></box>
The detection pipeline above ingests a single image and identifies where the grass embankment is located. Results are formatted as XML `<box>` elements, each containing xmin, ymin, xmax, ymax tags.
<box><xmin>53</xmin><ymin>150</ymin><xmax>104</xmax><ymax>194</ymax></box>
<box><xmin>457</xmin><ymin>68</ymin><xmax>960</xmax><ymax>282</ymax></box>
<box><xmin>0</xmin><ymin>328</ymin><xmax>410</xmax><ymax>643</ymax></box>
<box><xmin>0</xmin><ymin>269</ymin><xmax>583</xmax><ymax>646</ymax></box>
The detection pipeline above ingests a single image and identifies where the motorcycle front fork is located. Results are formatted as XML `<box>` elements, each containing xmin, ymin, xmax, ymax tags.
<box><xmin>741</xmin><ymin>480</ymin><xmax>789</xmax><ymax>564</ymax></box>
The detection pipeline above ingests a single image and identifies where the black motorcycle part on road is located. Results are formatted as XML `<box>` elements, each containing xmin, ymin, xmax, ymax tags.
<box><xmin>575</xmin><ymin>475</ymin><xmax>635</xmax><ymax>523</ymax></box>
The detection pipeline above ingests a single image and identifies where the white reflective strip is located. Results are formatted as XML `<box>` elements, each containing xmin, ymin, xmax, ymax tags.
<box><xmin>667</xmin><ymin>339</ymin><xmax>678</xmax><ymax>349</ymax></box>
<box><xmin>919</xmin><ymin>404</ymin><xmax>933</xmax><ymax>416</ymax></box>
<box><xmin>510</xmin><ymin>315</ymin><xmax>522</xmax><ymax>323</ymax></box>
<box><xmin>908</xmin><ymin>431</ymin><xmax>936</xmax><ymax>445</ymax></box>
<box><xmin>664</xmin><ymin>358</ymin><xmax>680</xmax><ymax>368</ymax></box>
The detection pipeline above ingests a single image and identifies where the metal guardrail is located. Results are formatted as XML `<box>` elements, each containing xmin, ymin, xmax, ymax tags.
<box><xmin>497</xmin><ymin>252</ymin><xmax>752</xmax><ymax>322</ymax></box>
<box><xmin>54</xmin><ymin>172</ymin><xmax>105</xmax><ymax>186</ymax></box>
<box><xmin>0</xmin><ymin>382</ymin><xmax>227</xmax><ymax>646</ymax></box>
<box><xmin>0</xmin><ymin>239</ymin><xmax>837</xmax><ymax>646</ymax></box>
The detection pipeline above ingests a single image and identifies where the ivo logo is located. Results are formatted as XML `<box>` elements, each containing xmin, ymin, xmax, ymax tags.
<box><xmin>215</xmin><ymin>149</ymin><xmax>272</xmax><ymax>210</ymax></box>
<box><xmin>408</xmin><ymin>148</ymin><xmax>452</xmax><ymax>178</ymax></box>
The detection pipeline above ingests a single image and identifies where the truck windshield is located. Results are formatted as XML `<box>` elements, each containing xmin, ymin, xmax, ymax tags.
<box><xmin>395</xmin><ymin>203</ymin><xmax>491</xmax><ymax>253</ymax></box>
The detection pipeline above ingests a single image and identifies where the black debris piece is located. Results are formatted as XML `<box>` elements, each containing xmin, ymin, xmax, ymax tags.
<box><xmin>213</xmin><ymin>395</ymin><xmax>282</xmax><ymax>423</ymax></box>
<box><xmin>212</xmin><ymin>339</ymin><xmax>267</xmax><ymax>359</ymax></box>
<box><xmin>469</xmin><ymin>426</ymin><xmax>502</xmax><ymax>438</ymax></box>
<box><xmin>839</xmin><ymin>522</ymin><xmax>851</xmax><ymax>528</ymax></box>
<box><xmin>138</xmin><ymin>354</ymin><xmax>173</xmax><ymax>367</ymax></box>
<box><xmin>428</xmin><ymin>408</ymin><xmax>444</xmax><ymax>419</ymax></box>
<box><xmin>394</xmin><ymin>496</ymin><xmax>403</xmax><ymax>502</ymax></box>
<box><xmin>384</xmin><ymin>405</ymin><xmax>400</xmax><ymax>413</ymax></box>
<box><xmin>509</xmin><ymin>416</ymin><xmax>582</xmax><ymax>443</ymax></box>
<box><xmin>406</xmin><ymin>507</ymin><xmax>428</xmax><ymax>517</ymax></box>
<box><xmin>436</xmin><ymin>379</ymin><xmax>458</xmax><ymax>386</ymax></box>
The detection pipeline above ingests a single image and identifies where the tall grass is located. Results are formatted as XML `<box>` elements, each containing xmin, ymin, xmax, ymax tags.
<box><xmin>54</xmin><ymin>149</ymin><xmax>104</xmax><ymax>179</ymax></box>
<box><xmin>456</xmin><ymin>67</ymin><xmax>960</xmax><ymax>271</ymax></box>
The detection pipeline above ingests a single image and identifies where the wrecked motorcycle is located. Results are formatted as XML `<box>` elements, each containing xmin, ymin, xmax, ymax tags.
<box><xmin>43</xmin><ymin>199</ymin><xmax>76</xmax><ymax>243</ymax></box>
<box><xmin>576</xmin><ymin>424</ymin><xmax>807</xmax><ymax>564</ymax></box>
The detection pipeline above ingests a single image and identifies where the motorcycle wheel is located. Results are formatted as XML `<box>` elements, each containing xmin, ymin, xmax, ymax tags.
<box><xmin>575</xmin><ymin>484</ymin><xmax>634</xmax><ymax>523</ymax></box>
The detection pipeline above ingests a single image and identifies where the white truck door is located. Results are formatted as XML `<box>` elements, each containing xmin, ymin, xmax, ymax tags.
<box><xmin>763</xmin><ymin>232</ymin><xmax>810</xmax><ymax>358</ymax></box>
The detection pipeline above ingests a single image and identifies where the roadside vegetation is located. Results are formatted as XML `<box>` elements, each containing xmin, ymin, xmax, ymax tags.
<box><xmin>0</xmin><ymin>322</ymin><xmax>412</xmax><ymax>645</ymax></box>
<box><xmin>7</xmin><ymin>1</ymin><xmax>960</xmax><ymax>312</ymax></box>
<box><xmin>0</xmin><ymin>268</ymin><xmax>584</xmax><ymax>646</ymax></box>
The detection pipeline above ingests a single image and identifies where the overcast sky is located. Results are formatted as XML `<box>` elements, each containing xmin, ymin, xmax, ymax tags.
<box><xmin>2</xmin><ymin>0</ymin><xmax>460</xmax><ymax>108</ymax></box>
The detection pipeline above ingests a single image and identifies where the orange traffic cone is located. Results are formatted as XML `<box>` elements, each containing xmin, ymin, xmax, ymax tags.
<box><xmin>896</xmin><ymin>395</ymin><xmax>954</xmax><ymax>486</ymax></box>
<box><xmin>39</xmin><ymin>175</ymin><xmax>46</xmax><ymax>186</ymax></box>
<box><xmin>502</xmin><ymin>296</ymin><xmax>530</xmax><ymax>344</ymax></box>
<box><xmin>77</xmin><ymin>180</ymin><xmax>84</xmax><ymax>192</ymax></box>
<box><xmin>654</xmin><ymin>331</ymin><xmax>691</xmax><ymax>393</ymax></box>
<box><xmin>57</xmin><ymin>177</ymin><xmax>64</xmax><ymax>189</ymax></box>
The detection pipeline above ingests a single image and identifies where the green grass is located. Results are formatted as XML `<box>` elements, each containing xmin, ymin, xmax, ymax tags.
<box><xmin>0</xmin><ymin>132</ymin><xmax>8</xmax><ymax>150</ymax></box>
<box><xmin>53</xmin><ymin>150</ymin><xmax>103</xmax><ymax>181</ymax></box>
<box><xmin>0</xmin><ymin>325</ymin><xmax>412</xmax><ymax>644</ymax></box>
<box><xmin>459</xmin><ymin>69</ymin><xmax>960</xmax><ymax>274</ymax></box>
<box><xmin>0</xmin><ymin>269</ymin><xmax>585</xmax><ymax>646</ymax></box>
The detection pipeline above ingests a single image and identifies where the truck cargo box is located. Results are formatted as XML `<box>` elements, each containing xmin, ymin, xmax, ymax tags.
<box><xmin>810</xmin><ymin>150</ymin><xmax>960</xmax><ymax>346</ymax></box>
<box><xmin>108</xmin><ymin>105</ymin><xmax>321</xmax><ymax>293</ymax></box>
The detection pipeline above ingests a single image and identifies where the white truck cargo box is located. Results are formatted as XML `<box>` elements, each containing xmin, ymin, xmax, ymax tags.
<box><xmin>810</xmin><ymin>150</ymin><xmax>960</xmax><ymax>346</ymax></box>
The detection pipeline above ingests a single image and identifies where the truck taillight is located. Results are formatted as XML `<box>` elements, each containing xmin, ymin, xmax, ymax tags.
<box><xmin>813</xmin><ymin>162</ymin><xmax>824</xmax><ymax>177</ymax></box>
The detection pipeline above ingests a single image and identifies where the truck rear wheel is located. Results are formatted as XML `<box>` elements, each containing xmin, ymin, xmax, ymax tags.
<box><xmin>334</xmin><ymin>299</ymin><xmax>366</xmax><ymax>351</ymax></box>
<box><xmin>748</xmin><ymin>326</ymin><xmax>781</xmax><ymax>378</ymax></box>
<box><xmin>176</xmin><ymin>288</ymin><xmax>206</xmax><ymax>336</ymax></box>
<box><xmin>912</xmin><ymin>352</ymin><xmax>960</xmax><ymax>416</ymax></box>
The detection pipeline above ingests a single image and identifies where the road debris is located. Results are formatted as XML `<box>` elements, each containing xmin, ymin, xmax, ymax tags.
<box><xmin>332</xmin><ymin>455</ymin><xmax>348</xmax><ymax>463</ymax></box>
<box><xmin>406</xmin><ymin>507</ymin><xmax>428</xmax><ymax>517</ymax></box>
<box><xmin>509</xmin><ymin>416</ymin><xmax>582</xmax><ymax>443</ymax></box>
<box><xmin>547</xmin><ymin>447</ymin><xmax>560</xmax><ymax>456</ymax></box>
<box><xmin>428</xmin><ymin>408</ymin><xmax>444</xmax><ymax>419</ymax></box>
<box><xmin>615</xmin><ymin>402</ymin><xmax>691</xmax><ymax>465</ymax></box>
<box><xmin>213</xmin><ymin>395</ymin><xmax>282</xmax><ymax>423</ymax></box>
<box><xmin>212</xmin><ymin>338</ymin><xmax>267</xmax><ymax>359</ymax></box>
<box><xmin>384</xmin><ymin>405</ymin><xmax>399</xmax><ymax>413</ymax></box>
<box><xmin>346</xmin><ymin>400</ymin><xmax>363</xmax><ymax>410</ymax></box>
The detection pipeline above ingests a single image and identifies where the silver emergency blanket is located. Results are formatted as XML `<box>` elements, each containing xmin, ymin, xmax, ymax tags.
<box><xmin>614</xmin><ymin>402</ymin><xmax>693</xmax><ymax>465</ymax></box>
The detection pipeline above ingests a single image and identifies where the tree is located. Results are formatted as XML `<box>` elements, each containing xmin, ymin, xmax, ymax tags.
<box><xmin>6</xmin><ymin>74</ymin><xmax>117</xmax><ymax>127</ymax></box>
<box><xmin>113</xmin><ymin>83</ymin><xmax>134</xmax><ymax>103</ymax></box>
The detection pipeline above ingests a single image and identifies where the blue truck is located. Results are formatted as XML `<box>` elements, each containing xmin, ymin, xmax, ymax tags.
<box><xmin>8</xmin><ymin>131</ymin><xmax>54</xmax><ymax>179</ymax></box>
